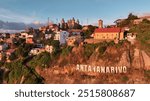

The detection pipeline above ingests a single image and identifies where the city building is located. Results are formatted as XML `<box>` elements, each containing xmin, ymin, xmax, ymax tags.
<box><xmin>66</xmin><ymin>35</ymin><xmax>82</xmax><ymax>46</ymax></box>
<box><xmin>20</xmin><ymin>32</ymin><xmax>28</xmax><ymax>39</ymax></box>
<box><xmin>45</xmin><ymin>45</ymin><xmax>53</xmax><ymax>53</ymax></box>
<box><xmin>59</xmin><ymin>31</ymin><xmax>70</xmax><ymax>45</ymax></box>
<box><xmin>26</xmin><ymin>34</ymin><xmax>34</xmax><ymax>44</ymax></box>
<box><xmin>0</xmin><ymin>43</ymin><xmax>8</xmax><ymax>51</ymax></box>
<box><xmin>29</xmin><ymin>48</ymin><xmax>45</xmax><ymax>55</ymax></box>
<box><xmin>68</xmin><ymin>29</ymin><xmax>82</xmax><ymax>35</ymax></box>
<box><xmin>54</xmin><ymin>31</ymin><xmax>70</xmax><ymax>45</ymax></box>
<box><xmin>0</xmin><ymin>51</ymin><xmax>5</xmax><ymax>61</ymax></box>
<box><xmin>93</xmin><ymin>28</ymin><xmax>124</xmax><ymax>40</ymax></box>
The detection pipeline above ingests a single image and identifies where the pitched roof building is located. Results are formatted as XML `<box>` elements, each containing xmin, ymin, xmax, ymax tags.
<box><xmin>93</xmin><ymin>28</ymin><xmax>125</xmax><ymax>40</ymax></box>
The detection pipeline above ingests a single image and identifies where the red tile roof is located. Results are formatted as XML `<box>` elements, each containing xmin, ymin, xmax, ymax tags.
<box><xmin>94</xmin><ymin>28</ymin><xmax>124</xmax><ymax>33</ymax></box>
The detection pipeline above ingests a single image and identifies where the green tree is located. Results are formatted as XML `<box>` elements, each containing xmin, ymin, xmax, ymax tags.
<box><xmin>119</xmin><ymin>13</ymin><xmax>138</xmax><ymax>27</ymax></box>
<box><xmin>83</xmin><ymin>25</ymin><xmax>97</xmax><ymax>38</ymax></box>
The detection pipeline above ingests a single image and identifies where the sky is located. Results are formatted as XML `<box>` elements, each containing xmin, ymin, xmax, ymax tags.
<box><xmin>0</xmin><ymin>0</ymin><xmax>150</xmax><ymax>25</ymax></box>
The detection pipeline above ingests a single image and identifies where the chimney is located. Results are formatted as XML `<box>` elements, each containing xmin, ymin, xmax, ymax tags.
<box><xmin>98</xmin><ymin>19</ymin><xmax>103</xmax><ymax>28</ymax></box>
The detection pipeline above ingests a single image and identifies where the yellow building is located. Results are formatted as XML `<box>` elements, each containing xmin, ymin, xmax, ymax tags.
<box><xmin>93</xmin><ymin>28</ymin><xmax>124</xmax><ymax>40</ymax></box>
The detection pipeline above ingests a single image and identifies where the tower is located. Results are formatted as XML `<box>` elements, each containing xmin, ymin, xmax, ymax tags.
<box><xmin>98</xmin><ymin>19</ymin><xmax>103</xmax><ymax>28</ymax></box>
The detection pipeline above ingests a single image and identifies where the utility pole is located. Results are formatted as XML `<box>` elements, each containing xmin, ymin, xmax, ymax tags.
<box><xmin>87</xmin><ymin>18</ymin><xmax>89</xmax><ymax>25</ymax></box>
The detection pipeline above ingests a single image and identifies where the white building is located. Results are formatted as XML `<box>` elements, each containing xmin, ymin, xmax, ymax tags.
<box><xmin>45</xmin><ymin>34</ymin><xmax>52</xmax><ymax>39</ymax></box>
<box><xmin>45</xmin><ymin>45</ymin><xmax>53</xmax><ymax>53</ymax></box>
<box><xmin>29</xmin><ymin>48</ymin><xmax>44</xmax><ymax>55</ymax></box>
<box><xmin>60</xmin><ymin>31</ymin><xmax>70</xmax><ymax>45</ymax></box>
<box><xmin>54</xmin><ymin>31</ymin><xmax>60</xmax><ymax>41</ymax></box>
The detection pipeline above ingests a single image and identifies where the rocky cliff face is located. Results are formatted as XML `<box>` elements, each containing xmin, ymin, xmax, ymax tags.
<box><xmin>36</xmin><ymin>41</ymin><xmax>150</xmax><ymax>84</ymax></box>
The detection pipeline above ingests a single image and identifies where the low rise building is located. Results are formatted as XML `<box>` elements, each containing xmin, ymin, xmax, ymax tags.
<box><xmin>26</xmin><ymin>34</ymin><xmax>34</xmax><ymax>44</ymax></box>
<box><xmin>45</xmin><ymin>45</ymin><xmax>53</xmax><ymax>53</ymax></box>
<box><xmin>66</xmin><ymin>35</ymin><xmax>82</xmax><ymax>46</ymax></box>
<box><xmin>45</xmin><ymin>34</ymin><xmax>52</xmax><ymax>39</ymax></box>
<box><xmin>20</xmin><ymin>32</ymin><xmax>28</xmax><ymax>39</ymax></box>
<box><xmin>93</xmin><ymin>28</ymin><xmax>125</xmax><ymax>41</ymax></box>
<box><xmin>0</xmin><ymin>43</ymin><xmax>8</xmax><ymax>51</ymax></box>
<box><xmin>29</xmin><ymin>48</ymin><xmax>45</xmax><ymax>55</ymax></box>
<box><xmin>0</xmin><ymin>51</ymin><xmax>5</xmax><ymax>61</ymax></box>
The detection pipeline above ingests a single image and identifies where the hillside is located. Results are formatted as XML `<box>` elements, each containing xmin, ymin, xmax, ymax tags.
<box><xmin>34</xmin><ymin>40</ymin><xmax>150</xmax><ymax>84</ymax></box>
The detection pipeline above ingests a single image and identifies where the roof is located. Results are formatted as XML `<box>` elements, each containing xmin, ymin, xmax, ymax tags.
<box><xmin>94</xmin><ymin>28</ymin><xmax>124</xmax><ymax>33</ymax></box>
<box><xmin>6</xmin><ymin>49</ymin><xmax>15</xmax><ymax>53</ymax></box>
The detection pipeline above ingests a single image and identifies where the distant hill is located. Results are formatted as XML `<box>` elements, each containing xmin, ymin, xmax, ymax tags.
<box><xmin>0</xmin><ymin>20</ymin><xmax>44</xmax><ymax>31</ymax></box>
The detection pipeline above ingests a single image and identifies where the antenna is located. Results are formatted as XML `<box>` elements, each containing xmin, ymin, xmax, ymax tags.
<box><xmin>87</xmin><ymin>18</ymin><xmax>89</xmax><ymax>25</ymax></box>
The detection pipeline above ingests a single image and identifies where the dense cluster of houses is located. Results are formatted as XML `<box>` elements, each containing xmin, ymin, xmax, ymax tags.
<box><xmin>1</xmin><ymin>15</ymin><xmax>147</xmax><ymax>62</ymax></box>
<box><xmin>0</xmin><ymin>19</ymin><xmax>83</xmax><ymax>62</ymax></box>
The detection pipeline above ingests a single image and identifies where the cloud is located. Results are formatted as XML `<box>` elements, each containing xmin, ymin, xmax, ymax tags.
<box><xmin>0</xmin><ymin>8</ymin><xmax>35</xmax><ymax>23</ymax></box>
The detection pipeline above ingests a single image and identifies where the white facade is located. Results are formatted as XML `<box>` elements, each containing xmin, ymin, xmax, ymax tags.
<box><xmin>59</xmin><ymin>31</ymin><xmax>69</xmax><ymax>44</ymax></box>
<box><xmin>45</xmin><ymin>45</ymin><xmax>53</xmax><ymax>53</ymax></box>
<box><xmin>29</xmin><ymin>48</ymin><xmax>44</xmax><ymax>55</ymax></box>
<box><xmin>45</xmin><ymin>34</ymin><xmax>52</xmax><ymax>39</ymax></box>
<box><xmin>54</xmin><ymin>31</ymin><xmax>60</xmax><ymax>41</ymax></box>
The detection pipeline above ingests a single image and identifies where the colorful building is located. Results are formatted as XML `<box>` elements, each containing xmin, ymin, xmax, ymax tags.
<box><xmin>93</xmin><ymin>28</ymin><xmax>125</xmax><ymax>40</ymax></box>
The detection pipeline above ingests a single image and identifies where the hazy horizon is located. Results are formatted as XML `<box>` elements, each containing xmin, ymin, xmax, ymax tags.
<box><xmin>0</xmin><ymin>0</ymin><xmax>150</xmax><ymax>25</ymax></box>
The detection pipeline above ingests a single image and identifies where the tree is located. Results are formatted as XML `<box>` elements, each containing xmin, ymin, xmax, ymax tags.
<box><xmin>119</xmin><ymin>13</ymin><xmax>138</xmax><ymax>27</ymax></box>
<box><xmin>9</xmin><ymin>53</ymin><xmax>17</xmax><ymax>61</ymax></box>
<box><xmin>28</xmin><ymin>52</ymin><xmax>51</xmax><ymax>68</ymax></box>
<box><xmin>83</xmin><ymin>25</ymin><xmax>97</xmax><ymax>38</ymax></box>
<box><xmin>130</xmin><ymin>19</ymin><xmax>150</xmax><ymax>52</ymax></box>
<box><xmin>127</xmin><ymin>13</ymin><xmax>138</xmax><ymax>20</ymax></box>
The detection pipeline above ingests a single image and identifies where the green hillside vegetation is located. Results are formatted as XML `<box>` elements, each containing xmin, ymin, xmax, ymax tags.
<box><xmin>4</xmin><ymin>60</ymin><xmax>43</xmax><ymax>84</ymax></box>
<box><xmin>130</xmin><ymin>19</ymin><xmax>150</xmax><ymax>53</ymax></box>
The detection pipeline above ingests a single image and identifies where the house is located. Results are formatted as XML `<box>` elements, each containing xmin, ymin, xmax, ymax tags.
<box><xmin>45</xmin><ymin>34</ymin><xmax>52</xmax><ymax>39</ymax></box>
<box><xmin>35</xmin><ymin>44</ymin><xmax>44</xmax><ymax>48</ymax></box>
<box><xmin>0</xmin><ymin>51</ymin><xmax>5</xmax><ymax>61</ymax></box>
<box><xmin>93</xmin><ymin>28</ymin><xmax>125</xmax><ymax>41</ymax></box>
<box><xmin>45</xmin><ymin>45</ymin><xmax>53</xmax><ymax>53</ymax></box>
<box><xmin>5</xmin><ymin>38</ymin><xmax>13</xmax><ymax>44</ymax></box>
<box><xmin>6</xmin><ymin>49</ymin><xmax>15</xmax><ymax>62</ymax></box>
<box><xmin>20</xmin><ymin>32</ymin><xmax>28</xmax><ymax>39</ymax></box>
<box><xmin>54</xmin><ymin>31</ymin><xmax>70</xmax><ymax>45</ymax></box>
<box><xmin>59</xmin><ymin>31</ymin><xmax>70</xmax><ymax>45</ymax></box>
<box><xmin>26</xmin><ymin>38</ymin><xmax>34</xmax><ymax>44</ymax></box>
<box><xmin>54</xmin><ymin>31</ymin><xmax>60</xmax><ymax>41</ymax></box>
<box><xmin>29</xmin><ymin>48</ymin><xmax>45</xmax><ymax>55</ymax></box>
<box><xmin>26</xmin><ymin>34</ymin><xmax>34</xmax><ymax>44</ymax></box>
<box><xmin>68</xmin><ymin>29</ymin><xmax>82</xmax><ymax>35</ymax></box>
<box><xmin>0</xmin><ymin>43</ymin><xmax>8</xmax><ymax>51</ymax></box>
<box><xmin>10</xmin><ymin>34</ymin><xmax>16</xmax><ymax>39</ymax></box>
<box><xmin>66</xmin><ymin>35</ymin><xmax>82</xmax><ymax>46</ymax></box>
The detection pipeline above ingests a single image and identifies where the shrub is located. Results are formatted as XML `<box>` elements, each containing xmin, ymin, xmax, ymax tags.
<box><xmin>61</xmin><ymin>46</ymin><xmax>73</xmax><ymax>56</ymax></box>
<box><xmin>28</xmin><ymin>52</ymin><xmax>51</xmax><ymax>68</ymax></box>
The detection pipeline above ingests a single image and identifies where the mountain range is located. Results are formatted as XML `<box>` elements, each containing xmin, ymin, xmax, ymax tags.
<box><xmin>0</xmin><ymin>20</ymin><xmax>44</xmax><ymax>33</ymax></box>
